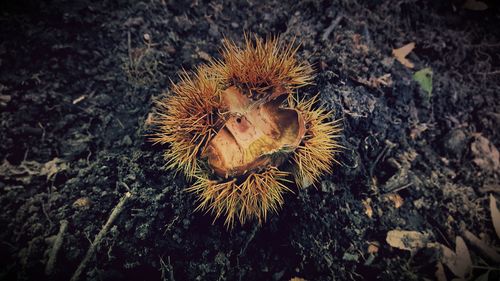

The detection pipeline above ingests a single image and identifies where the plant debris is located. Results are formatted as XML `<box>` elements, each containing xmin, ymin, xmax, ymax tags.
<box><xmin>392</xmin><ymin>42</ymin><xmax>415</xmax><ymax>69</ymax></box>
<box><xmin>489</xmin><ymin>194</ymin><xmax>500</xmax><ymax>241</ymax></box>
<box><xmin>386</xmin><ymin>230</ymin><xmax>435</xmax><ymax>252</ymax></box>
<box><xmin>0</xmin><ymin>158</ymin><xmax>67</xmax><ymax>184</ymax></box>
<box><xmin>439</xmin><ymin>236</ymin><xmax>472</xmax><ymax>279</ymax></box>
<box><xmin>413</xmin><ymin>67</ymin><xmax>433</xmax><ymax>97</ymax></box>
<box><xmin>471</xmin><ymin>134</ymin><xmax>500</xmax><ymax>173</ymax></box>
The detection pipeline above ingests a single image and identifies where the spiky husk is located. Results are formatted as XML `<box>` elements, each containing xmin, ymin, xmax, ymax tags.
<box><xmin>186</xmin><ymin>167</ymin><xmax>292</xmax><ymax>228</ymax></box>
<box><xmin>289</xmin><ymin>95</ymin><xmax>343</xmax><ymax>188</ymax></box>
<box><xmin>212</xmin><ymin>35</ymin><xmax>313</xmax><ymax>96</ymax></box>
<box><xmin>152</xmin><ymin>35</ymin><xmax>342</xmax><ymax>227</ymax></box>
<box><xmin>151</xmin><ymin>67</ymin><xmax>223</xmax><ymax>178</ymax></box>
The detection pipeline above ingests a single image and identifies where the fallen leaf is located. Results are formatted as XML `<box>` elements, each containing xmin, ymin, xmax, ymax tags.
<box><xmin>441</xmin><ymin>244</ymin><xmax>460</xmax><ymax>277</ymax></box>
<box><xmin>462</xmin><ymin>230</ymin><xmax>500</xmax><ymax>263</ymax></box>
<box><xmin>386</xmin><ymin>230</ymin><xmax>431</xmax><ymax>251</ymax></box>
<box><xmin>367</xmin><ymin>242</ymin><xmax>379</xmax><ymax>254</ymax></box>
<box><xmin>0</xmin><ymin>158</ymin><xmax>67</xmax><ymax>184</ymax></box>
<box><xmin>40</xmin><ymin>158</ymin><xmax>68</xmax><ymax>182</ymax></box>
<box><xmin>471</xmin><ymin>135</ymin><xmax>500</xmax><ymax>173</ymax></box>
<box><xmin>463</xmin><ymin>0</ymin><xmax>488</xmax><ymax>11</ymax></box>
<box><xmin>0</xmin><ymin>160</ymin><xmax>39</xmax><ymax>184</ymax></box>
<box><xmin>479</xmin><ymin>183</ymin><xmax>500</xmax><ymax>194</ymax></box>
<box><xmin>385</xmin><ymin>193</ymin><xmax>404</xmax><ymax>208</ymax></box>
<box><xmin>362</xmin><ymin>198</ymin><xmax>373</xmax><ymax>218</ymax></box>
<box><xmin>455</xmin><ymin>237</ymin><xmax>472</xmax><ymax>278</ymax></box>
<box><xmin>440</xmin><ymin>237</ymin><xmax>472</xmax><ymax>279</ymax></box>
<box><xmin>392</xmin><ymin>42</ymin><xmax>415</xmax><ymax>69</ymax></box>
<box><xmin>489</xmin><ymin>194</ymin><xmax>500</xmax><ymax>239</ymax></box>
<box><xmin>435</xmin><ymin>262</ymin><xmax>447</xmax><ymax>281</ymax></box>
<box><xmin>413</xmin><ymin>68</ymin><xmax>433</xmax><ymax>97</ymax></box>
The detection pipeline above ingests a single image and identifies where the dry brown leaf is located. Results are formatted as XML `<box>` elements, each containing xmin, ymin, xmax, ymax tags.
<box><xmin>462</xmin><ymin>230</ymin><xmax>500</xmax><ymax>263</ymax></box>
<box><xmin>386</xmin><ymin>193</ymin><xmax>404</xmax><ymax>208</ymax></box>
<box><xmin>435</xmin><ymin>262</ymin><xmax>447</xmax><ymax>281</ymax></box>
<box><xmin>367</xmin><ymin>242</ymin><xmax>379</xmax><ymax>254</ymax></box>
<box><xmin>479</xmin><ymin>183</ymin><xmax>500</xmax><ymax>194</ymax></box>
<box><xmin>40</xmin><ymin>158</ymin><xmax>68</xmax><ymax>182</ymax></box>
<box><xmin>489</xmin><ymin>194</ymin><xmax>500</xmax><ymax>239</ymax></box>
<box><xmin>463</xmin><ymin>0</ymin><xmax>488</xmax><ymax>11</ymax></box>
<box><xmin>392</xmin><ymin>42</ymin><xmax>415</xmax><ymax>69</ymax></box>
<box><xmin>455</xmin><ymin>237</ymin><xmax>472</xmax><ymax>277</ymax></box>
<box><xmin>440</xmin><ymin>237</ymin><xmax>472</xmax><ymax>279</ymax></box>
<box><xmin>471</xmin><ymin>134</ymin><xmax>500</xmax><ymax>173</ymax></box>
<box><xmin>0</xmin><ymin>158</ymin><xmax>67</xmax><ymax>184</ymax></box>
<box><xmin>290</xmin><ymin>278</ymin><xmax>307</xmax><ymax>281</ymax></box>
<box><xmin>386</xmin><ymin>230</ymin><xmax>431</xmax><ymax>251</ymax></box>
<box><xmin>441</xmin><ymin>244</ymin><xmax>460</xmax><ymax>276</ymax></box>
<box><xmin>362</xmin><ymin>198</ymin><xmax>373</xmax><ymax>218</ymax></box>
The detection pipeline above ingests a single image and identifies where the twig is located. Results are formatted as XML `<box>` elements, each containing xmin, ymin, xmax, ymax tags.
<box><xmin>45</xmin><ymin>220</ymin><xmax>69</xmax><ymax>276</ymax></box>
<box><xmin>70</xmin><ymin>192</ymin><xmax>132</xmax><ymax>281</ymax></box>
<box><xmin>159</xmin><ymin>256</ymin><xmax>175</xmax><ymax>281</ymax></box>
<box><xmin>322</xmin><ymin>14</ymin><xmax>344</xmax><ymax>41</ymax></box>
<box><xmin>384</xmin><ymin>182</ymin><xmax>413</xmax><ymax>194</ymax></box>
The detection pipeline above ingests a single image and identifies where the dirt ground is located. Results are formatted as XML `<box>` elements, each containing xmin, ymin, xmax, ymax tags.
<box><xmin>1</xmin><ymin>0</ymin><xmax>499</xmax><ymax>280</ymax></box>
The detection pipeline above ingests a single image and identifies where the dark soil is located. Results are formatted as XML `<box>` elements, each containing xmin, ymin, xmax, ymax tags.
<box><xmin>1</xmin><ymin>0</ymin><xmax>499</xmax><ymax>280</ymax></box>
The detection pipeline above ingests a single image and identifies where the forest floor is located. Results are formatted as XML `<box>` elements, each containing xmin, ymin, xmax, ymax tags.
<box><xmin>1</xmin><ymin>0</ymin><xmax>499</xmax><ymax>280</ymax></box>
